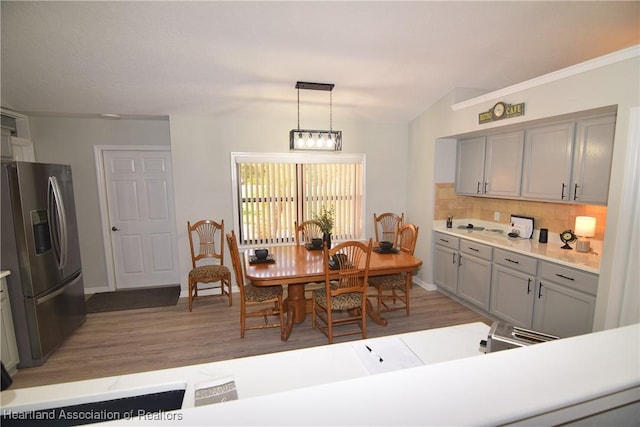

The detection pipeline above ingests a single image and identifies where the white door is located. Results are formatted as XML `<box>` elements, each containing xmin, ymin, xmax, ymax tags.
<box><xmin>104</xmin><ymin>150</ymin><xmax>179</xmax><ymax>289</ymax></box>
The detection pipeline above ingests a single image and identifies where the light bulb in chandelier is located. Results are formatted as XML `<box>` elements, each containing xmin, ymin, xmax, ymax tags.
<box><xmin>297</xmin><ymin>132</ymin><xmax>304</xmax><ymax>148</ymax></box>
<box><xmin>324</xmin><ymin>133</ymin><xmax>333</xmax><ymax>147</ymax></box>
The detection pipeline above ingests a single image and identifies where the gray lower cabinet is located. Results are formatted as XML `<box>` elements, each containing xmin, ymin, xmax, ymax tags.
<box><xmin>433</xmin><ymin>233</ymin><xmax>459</xmax><ymax>294</ymax></box>
<box><xmin>490</xmin><ymin>248</ymin><xmax>538</xmax><ymax>328</ymax></box>
<box><xmin>1</xmin><ymin>275</ymin><xmax>20</xmax><ymax>375</ymax></box>
<box><xmin>434</xmin><ymin>234</ymin><xmax>598</xmax><ymax>338</ymax></box>
<box><xmin>533</xmin><ymin>261</ymin><xmax>597</xmax><ymax>338</ymax></box>
<box><xmin>490</xmin><ymin>264</ymin><xmax>536</xmax><ymax>328</ymax></box>
<box><xmin>457</xmin><ymin>240</ymin><xmax>492</xmax><ymax>311</ymax></box>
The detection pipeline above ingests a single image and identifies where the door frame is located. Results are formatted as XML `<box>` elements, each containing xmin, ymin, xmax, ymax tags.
<box><xmin>94</xmin><ymin>145</ymin><xmax>178</xmax><ymax>291</ymax></box>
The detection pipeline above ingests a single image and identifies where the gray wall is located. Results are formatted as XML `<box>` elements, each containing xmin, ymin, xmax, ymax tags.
<box><xmin>29</xmin><ymin>116</ymin><xmax>170</xmax><ymax>290</ymax></box>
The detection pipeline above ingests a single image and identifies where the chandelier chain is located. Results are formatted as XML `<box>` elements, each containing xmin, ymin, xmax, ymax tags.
<box><xmin>330</xmin><ymin>91</ymin><xmax>333</xmax><ymax>132</ymax></box>
<box><xmin>297</xmin><ymin>87</ymin><xmax>300</xmax><ymax>129</ymax></box>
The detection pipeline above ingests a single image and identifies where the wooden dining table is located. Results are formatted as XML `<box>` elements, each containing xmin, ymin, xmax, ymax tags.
<box><xmin>244</xmin><ymin>243</ymin><xmax>423</xmax><ymax>340</ymax></box>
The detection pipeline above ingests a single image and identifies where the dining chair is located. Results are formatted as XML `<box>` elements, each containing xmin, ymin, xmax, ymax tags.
<box><xmin>226</xmin><ymin>230</ymin><xmax>285</xmax><ymax>339</ymax></box>
<box><xmin>294</xmin><ymin>220</ymin><xmax>323</xmax><ymax>246</ymax></box>
<box><xmin>312</xmin><ymin>239</ymin><xmax>372</xmax><ymax>344</ymax></box>
<box><xmin>187</xmin><ymin>219</ymin><xmax>232</xmax><ymax>311</ymax></box>
<box><xmin>369</xmin><ymin>223</ymin><xmax>419</xmax><ymax>316</ymax></box>
<box><xmin>294</xmin><ymin>220</ymin><xmax>326</xmax><ymax>302</ymax></box>
<box><xmin>373</xmin><ymin>212</ymin><xmax>405</xmax><ymax>245</ymax></box>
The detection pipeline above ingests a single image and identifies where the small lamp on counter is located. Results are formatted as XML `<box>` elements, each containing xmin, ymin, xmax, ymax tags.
<box><xmin>574</xmin><ymin>216</ymin><xmax>596</xmax><ymax>253</ymax></box>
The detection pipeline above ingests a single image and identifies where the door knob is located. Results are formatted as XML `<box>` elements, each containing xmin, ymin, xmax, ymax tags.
<box><xmin>111</xmin><ymin>226</ymin><xmax>119</xmax><ymax>231</ymax></box>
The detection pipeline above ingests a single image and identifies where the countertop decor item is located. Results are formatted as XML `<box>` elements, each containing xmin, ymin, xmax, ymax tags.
<box><xmin>560</xmin><ymin>229</ymin><xmax>577</xmax><ymax>250</ymax></box>
<box><xmin>574</xmin><ymin>216</ymin><xmax>596</xmax><ymax>253</ymax></box>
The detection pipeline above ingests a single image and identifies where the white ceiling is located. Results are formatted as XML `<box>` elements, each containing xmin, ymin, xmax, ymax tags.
<box><xmin>1</xmin><ymin>1</ymin><xmax>639</xmax><ymax>123</ymax></box>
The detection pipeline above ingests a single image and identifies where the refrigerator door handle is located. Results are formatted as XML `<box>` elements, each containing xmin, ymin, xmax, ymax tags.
<box><xmin>48</xmin><ymin>175</ymin><xmax>68</xmax><ymax>269</ymax></box>
<box><xmin>36</xmin><ymin>273</ymin><xmax>82</xmax><ymax>305</ymax></box>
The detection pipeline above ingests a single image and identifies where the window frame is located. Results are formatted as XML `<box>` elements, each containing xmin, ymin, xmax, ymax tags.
<box><xmin>230</xmin><ymin>152</ymin><xmax>366</xmax><ymax>247</ymax></box>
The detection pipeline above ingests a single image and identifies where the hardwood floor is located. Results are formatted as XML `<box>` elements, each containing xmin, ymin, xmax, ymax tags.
<box><xmin>9</xmin><ymin>286</ymin><xmax>491</xmax><ymax>390</ymax></box>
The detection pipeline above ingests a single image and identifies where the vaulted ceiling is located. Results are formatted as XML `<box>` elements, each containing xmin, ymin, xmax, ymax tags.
<box><xmin>1</xmin><ymin>1</ymin><xmax>638</xmax><ymax>123</ymax></box>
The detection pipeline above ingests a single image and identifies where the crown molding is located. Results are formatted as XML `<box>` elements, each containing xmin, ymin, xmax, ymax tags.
<box><xmin>451</xmin><ymin>45</ymin><xmax>640</xmax><ymax>111</ymax></box>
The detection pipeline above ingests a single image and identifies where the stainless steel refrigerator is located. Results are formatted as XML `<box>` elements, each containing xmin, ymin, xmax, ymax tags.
<box><xmin>1</xmin><ymin>161</ymin><xmax>86</xmax><ymax>367</ymax></box>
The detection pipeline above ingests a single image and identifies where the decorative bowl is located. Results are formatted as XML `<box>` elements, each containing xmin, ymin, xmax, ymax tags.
<box><xmin>379</xmin><ymin>241</ymin><xmax>393</xmax><ymax>251</ymax></box>
<box><xmin>254</xmin><ymin>249</ymin><xmax>269</xmax><ymax>260</ymax></box>
<box><xmin>332</xmin><ymin>253</ymin><xmax>348</xmax><ymax>265</ymax></box>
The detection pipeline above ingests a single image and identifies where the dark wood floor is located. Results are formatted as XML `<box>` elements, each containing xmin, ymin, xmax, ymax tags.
<box><xmin>9</xmin><ymin>286</ymin><xmax>491</xmax><ymax>390</ymax></box>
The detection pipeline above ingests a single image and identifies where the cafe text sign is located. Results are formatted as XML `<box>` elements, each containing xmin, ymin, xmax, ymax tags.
<box><xmin>479</xmin><ymin>101</ymin><xmax>525</xmax><ymax>124</ymax></box>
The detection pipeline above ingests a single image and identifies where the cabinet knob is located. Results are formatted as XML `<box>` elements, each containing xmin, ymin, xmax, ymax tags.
<box><xmin>111</xmin><ymin>226</ymin><xmax>119</xmax><ymax>231</ymax></box>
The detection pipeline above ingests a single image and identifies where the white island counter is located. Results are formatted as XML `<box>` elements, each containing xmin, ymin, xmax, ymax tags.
<box><xmin>1</xmin><ymin>322</ymin><xmax>638</xmax><ymax>426</ymax></box>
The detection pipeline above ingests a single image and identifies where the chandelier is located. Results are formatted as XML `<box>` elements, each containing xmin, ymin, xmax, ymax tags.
<box><xmin>289</xmin><ymin>81</ymin><xmax>342</xmax><ymax>151</ymax></box>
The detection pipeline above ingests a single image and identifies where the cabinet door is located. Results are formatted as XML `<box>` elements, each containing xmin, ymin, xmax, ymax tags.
<box><xmin>490</xmin><ymin>264</ymin><xmax>535</xmax><ymax>328</ymax></box>
<box><xmin>457</xmin><ymin>254</ymin><xmax>491</xmax><ymax>310</ymax></box>
<box><xmin>1</xmin><ymin>278</ymin><xmax>20</xmax><ymax>375</ymax></box>
<box><xmin>455</xmin><ymin>136</ymin><xmax>486</xmax><ymax>195</ymax></box>
<box><xmin>571</xmin><ymin>115</ymin><xmax>615</xmax><ymax>204</ymax></box>
<box><xmin>533</xmin><ymin>280</ymin><xmax>596</xmax><ymax>338</ymax></box>
<box><xmin>433</xmin><ymin>245</ymin><xmax>458</xmax><ymax>294</ymax></box>
<box><xmin>521</xmin><ymin>122</ymin><xmax>575</xmax><ymax>201</ymax></box>
<box><xmin>484</xmin><ymin>131</ymin><xmax>524</xmax><ymax>197</ymax></box>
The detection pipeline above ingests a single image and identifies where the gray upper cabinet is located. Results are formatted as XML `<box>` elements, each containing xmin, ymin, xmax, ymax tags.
<box><xmin>455</xmin><ymin>112</ymin><xmax>616</xmax><ymax>205</ymax></box>
<box><xmin>455</xmin><ymin>131</ymin><xmax>524</xmax><ymax>197</ymax></box>
<box><xmin>571</xmin><ymin>115</ymin><xmax>616</xmax><ymax>205</ymax></box>
<box><xmin>521</xmin><ymin>122</ymin><xmax>576</xmax><ymax>201</ymax></box>
<box><xmin>455</xmin><ymin>136</ymin><xmax>486</xmax><ymax>195</ymax></box>
<box><xmin>485</xmin><ymin>131</ymin><xmax>524</xmax><ymax>197</ymax></box>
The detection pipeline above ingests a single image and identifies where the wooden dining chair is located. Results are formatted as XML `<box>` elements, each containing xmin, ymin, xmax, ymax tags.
<box><xmin>373</xmin><ymin>212</ymin><xmax>405</xmax><ymax>245</ymax></box>
<box><xmin>226</xmin><ymin>230</ymin><xmax>285</xmax><ymax>339</ymax></box>
<box><xmin>369</xmin><ymin>223</ymin><xmax>419</xmax><ymax>316</ymax></box>
<box><xmin>294</xmin><ymin>220</ymin><xmax>326</xmax><ymax>303</ymax></box>
<box><xmin>294</xmin><ymin>220</ymin><xmax>323</xmax><ymax>246</ymax></box>
<box><xmin>312</xmin><ymin>239</ymin><xmax>372</xmax><ymax>344</ymax></box>
<box><xmin>187</xmin><ymin>219</ymin><xmax>232</xmax><ymax>311</ymax></box>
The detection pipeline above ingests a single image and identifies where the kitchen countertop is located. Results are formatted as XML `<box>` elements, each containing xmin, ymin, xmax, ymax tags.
<box><xmin>3</xmin><ymin>322</ymin><xmax>638</xmax><ymax>426</ymax></box>
<box><xmin>1</xmin><ymin>271</ymin><xmax>10</xmax><ymax>279</ymax></box>
<box><xmin>434</xmin><ymin>220</ymin><xmax>600</xmax><ymax>274</ymax></box>
<box><xmin>0</xmin><ymin>323</ymin><xmax>489</xmax><ymax>418</ymax></box>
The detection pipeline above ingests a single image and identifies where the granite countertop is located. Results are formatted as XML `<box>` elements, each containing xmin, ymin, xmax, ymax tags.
<box><xmin>434</xmin><ymin>220</ymin><xmax>600</xmax><ymax>274</ymax></box>
<box><xmin>1</xmin><ymin>271</ymin><xmax>11</xmax><ymax>279</ymax></box>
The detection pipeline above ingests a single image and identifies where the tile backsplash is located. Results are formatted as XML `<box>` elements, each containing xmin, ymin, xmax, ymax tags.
<box><xmin>434</xmin><ymin>183</ymin><xmax>607</xmax><ymax>240</ymax></box>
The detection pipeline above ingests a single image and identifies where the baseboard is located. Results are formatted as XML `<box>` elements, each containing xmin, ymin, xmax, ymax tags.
<box><xmin>413</xmin><ymin>276</ymin><xmax>437</xmax><ymax>291</ymax></box>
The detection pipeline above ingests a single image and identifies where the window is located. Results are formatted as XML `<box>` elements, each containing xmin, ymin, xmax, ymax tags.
<box><xmin>231</xmin><ymin>153</ymin><xmax>365</xmax><ymax>245</ymax></box>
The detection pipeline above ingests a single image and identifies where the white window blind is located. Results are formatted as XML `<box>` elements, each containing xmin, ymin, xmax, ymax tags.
<box><xmin>232</xmin><ymin>153</ymin><xmax>364</xmax><ymax>245</ymax></box>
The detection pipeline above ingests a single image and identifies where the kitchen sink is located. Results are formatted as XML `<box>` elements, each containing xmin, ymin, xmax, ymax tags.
<box><xmin>457</xmin><ymin>225</ymin><xmax>485</xmax><ymax>231</ymax></box>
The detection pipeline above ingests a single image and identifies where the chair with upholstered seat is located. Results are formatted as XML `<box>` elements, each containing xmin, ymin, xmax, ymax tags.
<box><xmin>187</xmin><ymin>219</ymin><xmax>232</xmax><ymax>311</ymax></box>
<box><xmin>369</xmin><ymin>223</ymin><xmax>419</xmax><ymax>316</ymax></box>
<box><xmin>373</xmin><ymin>212</ymin><xmax>404</xmax><ymax>246</ymax></box>
<box><xmin>312</xmin><ymin>239</ymin><xmax>372</xmax><ymax>344</ymax></box>
<box><xmin>226</xmin><ymin>230</ymin><xmax>285</xmax><ymax>339</ymax></box>
<box><xmin>294</xmin><ymin>220</ymin><xmax>324</xmax><ymax>246</ymax></box>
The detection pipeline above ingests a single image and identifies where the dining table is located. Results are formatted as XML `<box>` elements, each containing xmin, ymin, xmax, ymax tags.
<box><xmin>243</xmin><ymin>243</ymin><xmax>423</xmax><ymax>341</ymax></box>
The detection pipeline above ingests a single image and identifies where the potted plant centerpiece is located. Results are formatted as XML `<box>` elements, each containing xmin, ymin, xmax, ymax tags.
<box><xmin>314</xmin><ymin>205</ymin><xmax>335</xmax><ymax>249</ymax></box>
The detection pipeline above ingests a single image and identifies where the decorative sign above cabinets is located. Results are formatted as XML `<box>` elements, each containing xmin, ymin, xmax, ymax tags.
<box><xmin>479</xmin><ymin>101</ymin><xmax>525</xmax><ymax>124</ymax></box>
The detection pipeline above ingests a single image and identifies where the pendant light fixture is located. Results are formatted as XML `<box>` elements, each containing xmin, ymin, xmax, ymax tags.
<box><xmin>289</xmin><ymin>81</ymin><xmax>342</xmax><ymax>151</ymax></box>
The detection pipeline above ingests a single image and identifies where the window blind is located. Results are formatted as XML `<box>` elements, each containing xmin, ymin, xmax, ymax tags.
<box><xmin>232</xmin><ymin>153</ymin><xmax>364</xmax><ymax>245</ymax></box>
